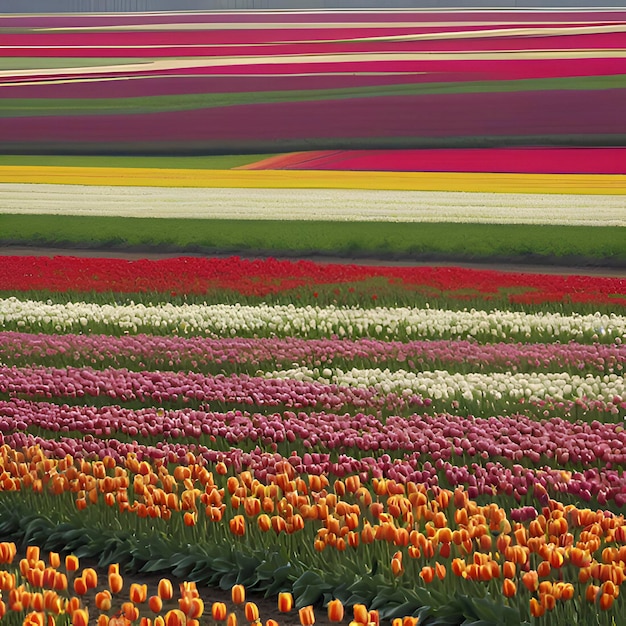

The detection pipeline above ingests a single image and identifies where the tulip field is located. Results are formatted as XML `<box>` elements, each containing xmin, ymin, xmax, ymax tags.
<box><xmin>0</xmin><ymin>254</ymin><xmax>623</xmax><ymax>626</ymax></box>
<box><xmin>1</xmin><ymin>6</ymin><xmax>626</xmax><ymax>626</ymax></box>
<box><xmin>2</xmin><ymin>9</ymin><xmax>626</xmax><ymax>153</ymax></box>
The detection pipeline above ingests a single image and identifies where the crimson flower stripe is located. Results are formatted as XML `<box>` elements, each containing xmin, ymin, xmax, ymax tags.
<box><xmin>1</xmin><ymin>256</ymin><xmax>623</xmax><ymax>304</ymax></box>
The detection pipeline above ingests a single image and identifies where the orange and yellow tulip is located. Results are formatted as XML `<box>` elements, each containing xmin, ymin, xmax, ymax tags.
<box><xmin>212</xmin><ymin>602</ymin><xmax>227</xmax><ymax>621</ymax></box>
<box><xmin>299</xmin><ymin>605</ymin><xmax>315</xmax><ymax>626</ymax></box>
<box><xmin>231</xmin><ymin>584</ymin><xmax>245</xmax><ymax>605</ymax></box>
<box><xmin>327</xmin><ymin>599</ymin><xmax>344</xmax><ymax>622</ymax></box>
<box><xmin>278</xmin><ymin>592</ymin><xmax>293</xmax><ymax>613</ymax></box>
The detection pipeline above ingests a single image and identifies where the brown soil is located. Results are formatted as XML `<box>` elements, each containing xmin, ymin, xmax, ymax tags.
<box><xmin>18</xmin><ymin>548</ymin><xmax>333</xmax><ymax>626</ymax></box>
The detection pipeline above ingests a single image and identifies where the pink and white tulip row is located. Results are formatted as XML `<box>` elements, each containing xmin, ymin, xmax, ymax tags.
<box><xmin>0</xmin><ymin>364</ymin><xmax>422</xmax><ymax>412</ymax></box>
<box><xmin>2</xmin><ymin>364</ymin><xmax>623</xmax><ymax>417</ymax></box>
<box><xmin>2</xmin><ymin>331</ymin><xmax>623</xmax><ymax>375</ymax></box>
<box><xmin>1</xmin><ymin>298</ymin><xmax>624</xmax><ymax>343</ymax></box>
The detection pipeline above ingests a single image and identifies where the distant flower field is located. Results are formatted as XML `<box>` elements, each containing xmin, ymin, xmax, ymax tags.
<box><xmin>1</xmin><ymin>9</ymin><xmax>625</xmax><ymax>153</ymax></box>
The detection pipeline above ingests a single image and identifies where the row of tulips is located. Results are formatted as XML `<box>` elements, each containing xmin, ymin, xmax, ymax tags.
<box><xmin>2</xmin><ymin>332</ymin><xmax>623</xmax><ymax>376</ymax></box>
<box><xmin>2</xmin><ymin>297</ymin><xmax>624</xmax><ymax>343</ymax></box>
<box><xmin>0</xmin><ymin>539</ymin><xmax>369</xmax><ymax>626</ymax></box>
<box><xmin>1</xmin><ymin>257</ymin><xmax>623</xmax><ymax>309</ymax></box>
<box><xmin>0</xmin><ymin>445</ymin><xmax>625</xmax><ymax>623</ymax></box>
<box><xmin>3</xmin><ymin>398</ymin><xmax>625</xmax><ymax>469</ymax></box>
<box><xmin>2</xmin><ymin>362</ymin><xmax>623</xmax><ymax>419</ymax></box>
<box><xmin>3</xmin><ymin>414</ymin><xmax>626</xmax><ymax>509</ymax></box>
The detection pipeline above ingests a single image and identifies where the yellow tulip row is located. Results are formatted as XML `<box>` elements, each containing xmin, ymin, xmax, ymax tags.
<box><xmin>1</xmin><ymin>166</ymin><xmax>624</xmax><ymax>195</ymax></box>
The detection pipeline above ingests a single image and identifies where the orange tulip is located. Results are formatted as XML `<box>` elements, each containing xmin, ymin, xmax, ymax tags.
<box><xmin>95</xmin><ymin>590</ymin><xmax>112</xmax><ymax>611</ymax></box>
<box><xmin>227</xmin><ymin>613</ymin><xmax>237</xmax><ymax>626</ymax></box>
<box><xmin>560</xmin><ymin>583</ymin><xmax>575</xmax><ymax>601</ymax></box>
<box><xmin>391</xmin><ymin>556</ymin><xmax>404</xmax><ymax>577</ymax></box>
<box><xmin>108</xmin><ymin>572</ymin><xmax>124</xmax><ymax>594</ymax></box>
<box><xmin>180</xmin><ymin>581</ymin><xmax>199</xmax><ymax>599</ymax></box>
<box><xmin>188</xmin><ymin>598</ymin><xmax>204</xmax><ymax>619</ymax></box>
<box><xmin>48</xmin><ymin>552</ymin><xmax>61</xmax><ymax>569</ymax></box>
<box><xmin>83</xmin><ymin>568</ymin><xmax>98</xmax><ymax>590</ymax></box>
<box><xmin>537</xmin><ymin>561</ymin><xmax>551</xmax><ymax>578</ymax></box>
<box><xmin>602</xmin><ymin>580</ymin><xmax>618</xmax><ymax>598</ymax></box>
<box><xmin>353</xmin><ymin>604</ymin><xmax>368</xmax><ymax>624</ymax></box>
<box><xmin>31</xmin><ymin>593</ymin><xmax>44</xmax><ymax>612</ymax></box>
<box><xmin>230</xmin><ymin>515</ymin><xmax>246</xmax><ymax>537</ymax></box>
<box><xmin>278</xmin><ymin>592</ymin><xmax>293</xmax><ymax>613</ymax></box>
<box><xmin>244</xmin><ymin>602</ymin><xmax>259</xmax><ymax>622</ymax></box>
<box><xmin>130</xmin><ymin>583</ymin><xmax>148</xmax><ymax>604</ymax></box>
<box><xmin>23</xmin><ymin>611</ymin><xmax>45</xmax><ymax>626</ymax></box>
<box><xmin>164</xmin><ymin>609</ymin><xmax>186</xmax><ymax>626</ymax></box>
<box><xmin>420</xmin><ymin>566</ymin><xmax>435</xmax><ymax>584</ymax></box>
<box><xmin>257</xmin><ymin>514</ymin><xmax>272</xmax><ymax>532</ymax></box>
<box><xmin>586</xmin><ymin>584</ymin><xmax>600</xmax><ymax>603</ymax></box>
<box><xmin>503</xmin><ymin>561</ymin><xmax>516</xmax><ymax>579</ymax></box>
<box><xmin>299</xmin><ymin>605</ymin><xmax>315</xmax><ymax>626</ymax></box>
<box><xmin>158</xmin><ymin>578</ymin><xmax>174</xmax><ymax>601</ymax></box>
<box><xmin>522</xmin><ymin>571</ymin><xmax>539</xmax><ymax>592</ymax></box>
<box><xmin>327</xmin><ymin>599</ymin><xmax>344</xmax><ymax>622</ymax></box>
<box><xmin>529</xmin><ymin>598</ymin><xmax>544</xmax><ymax>618</ymax></box>
<box><xmin>67</xmin><ymin>597</ymin><xmax>81</xmax><ymax>615</ymax></box>
<box><xmin>435</xmin><ymin>562</ymin><xmax>446</xmax><ymax>581</ymax></box>
<box><xmin>73</xmin><ymin>576</ymin><xmax>88</xmax><ymax>596</ymax></box>
<box><xmin>122</xmin><ymin>601</ymin><xmax>140</xmax><ymax>621</ymax></box>
<box><xmin>231</xmin><ymin>584</ymin><xmax>245</xmax><ymax>605</ymax></box>
<box><xmin>26</xmin><ymin>546</ymin><xmax>41</xmax><ymax>563</ymax></box>
<box><xmin>0</xmin><ymin>542</ymin><xmax>16</xmax><ymax>564</ymax></box>
<box><xmin>72</xmin><ymin>609</ymin><xmax>89</xmax><ymax>626</ymax></box>
<box><xmin>97</xmin><ymin>616</ymin><xmax>110</xmax><ymax>626</ymax></box>
<box><xmin>212</xmin><ymin>602</ymin><xmax>227</xmax><ymax>621</ymax></box>
<box><xmin>549</xmin><ymin>550</ymin><xmax>564</xmax><ymax>569</ymax></box>
<box><xmin>65</xmin><ymin>555</ymin><xmax>79</xmax><ymax>572</ymax></box>
<box><xmin>183</xmin><ymin>512</ymin><xmax>196</xmax><ymax>527</ymax></box>
<box><xmin>149</xmin><ymin>596</ymin><xmax>163</xmax><ymax>613</ymax></box>
<box><xmin>503</xmin><ymin>579</ymin><xmax>516</xmax><ymax>598</ymax></box>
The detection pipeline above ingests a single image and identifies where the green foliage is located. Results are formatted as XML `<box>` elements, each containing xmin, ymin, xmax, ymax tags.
<box><xmin>0</xmin><ymin>154</ymin><xmax>274</xmax><ymax>169</ymax></box>
<box><xmin>2</xmin><ymin>75</ymin><xmax>625</xmax><ymax>118</ymax></box>
<box><xmin>1</xmin><ymin>215</ymin><xmax>623</xmax><ymax>265</ymax></box>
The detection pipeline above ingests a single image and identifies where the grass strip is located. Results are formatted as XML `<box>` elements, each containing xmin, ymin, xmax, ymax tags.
<box><xmin>2</xmin><ymin>75</ymin><xmax>625</xmax><ymax>117</ymax></box>
<box><xmin>0</xmin><ymin>154</ymin><xmax>274</xmax><ymax>169</ymax></box>
<box><xmin>0</xmin><ymin>57</ymin><xmax>148</xmax><ymax>70</ymax></box>
<box><xmin>1</xmin><ymin>215</ymin><xmax>624</xmax><ymax>264</ymax></box>
<box><xmin>2</xmin><ymin>166</ymin><xmax>625</xmax><ymax>194</ymax></box>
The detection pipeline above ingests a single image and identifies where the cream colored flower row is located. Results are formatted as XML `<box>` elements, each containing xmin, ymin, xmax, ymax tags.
<box><xmin>1</xmin><ymin>183</ymin><xmax>624</xmax><ymax>224</ymax></box>
<box><xmin>1</xmin><ymin>297</ymin><xmax>623</xmax><ymax>343</ymax></box>
<box><xmin>265</xmin><ymin>365</ymin><xmax>625</xmax><ymax>405</ymax></box>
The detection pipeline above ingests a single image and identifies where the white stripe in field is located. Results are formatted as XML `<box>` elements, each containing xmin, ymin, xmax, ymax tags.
<box><xmin>3</xmin><ymin>49</ymin><xmax>626</xmax><ymax>80</ymax></box>
<box><xmin>0</xmin><ymin>183</ymin><xmax>623</xmax><ymax>226</ymax></box>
